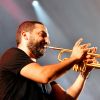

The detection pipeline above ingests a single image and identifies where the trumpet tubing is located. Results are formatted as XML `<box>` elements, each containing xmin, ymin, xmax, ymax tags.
<box><xmin>47</xmin><ymin>46</ymin><xmax>100</xmax><ymax>72</ymax></box>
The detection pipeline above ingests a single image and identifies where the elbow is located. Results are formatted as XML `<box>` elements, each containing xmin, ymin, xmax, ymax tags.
<box><xmin>40</xmin><ymin>75</ymin><xmax>51</xmax><ymax>84</ymax></box>
<box><xmin>40</xmin><ymin>71</ymin><xmax>53</xmax><ymax>83</ymax></box>
<box><xmin>42</xmin><ymin>79</ymin><xmax>49</xmax><ymax>84</ymax></box>
<box><xmin>39</xmin><ymin>68</ymin><xmax>56</xmax><ymax>83</ymax></box>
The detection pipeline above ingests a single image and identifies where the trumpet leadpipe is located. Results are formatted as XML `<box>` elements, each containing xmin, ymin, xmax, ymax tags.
<box><xmin>47</xmin><ymin>46</ymin><xmax>72</xmax><ymax>52</ymax></box>
<box><xmin>47</xmin><ymin>46</ymin><xmax>100</xmax><ymax>58</ymax></box>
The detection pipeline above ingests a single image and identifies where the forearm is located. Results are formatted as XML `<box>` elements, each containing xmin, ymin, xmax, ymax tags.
<box><xmin>51</xmin><ymin>81</ymin><xmax>78</xmax><ymax>100</ymax></box>
<box><xmin>50</xmin><ymin>72</ymin><xmax>90</xmax><ymax>100</ymax></box>
<box><xmin>20</xmin><ymin>56</ymin><xmax>78</xmax><ymax>83</ymax></box>
<box><xmin>20</xmin><ymin>38</ymin><xmax>89</xmax><ymax>83</ymax></box>
<box><xmin>41</xmin><ymin>57</ymin><xmax>77</xmax><ymax>82</ymax></box>
<box><xmin>66</xmin><ymin>72</ymin><xmax>89</xmax><ymax>99</ymax></box>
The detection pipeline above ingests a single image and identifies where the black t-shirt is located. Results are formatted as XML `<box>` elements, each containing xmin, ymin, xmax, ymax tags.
<box><xmin>0</xmin><ymin>48</ymin><xmax>53</xmax><ymax>100</ymax></box>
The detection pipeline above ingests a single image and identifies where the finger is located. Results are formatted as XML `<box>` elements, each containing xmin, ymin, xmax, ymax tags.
<box><xmin>86</xmin><ymin>54</ymin><xmax>91</xmax><ymax>59</ymax></box>
<box><xmin>80</xmin><ymin>43</ymin><xmax>91</xmax><ymax>49</ymax></box>
<box><xmin>74</xmin><ymin>38</ymin><xmax>83</xmax><ymax>46</ymax></box>
<box><xmin>84</xmin><ymin>59</ymin><xmax>94</xmax><ymax>64</ymax></box>
<box><xmin>92</xmin><ymin>47</ymin><xmax>97</xmax><ymax>53</ymax></box>
<box><xmin>88</xmin><ymin>47</ymin><xmax>97</xmax><ymax>59</ymax></box>
<box><xmin>85</xmin><ymin>57</ymin><xmax>98</xmax><ymax>64</ymax></box>
<box><xmin>88</xmin><ymin>47</ymin><xmax>97</xmax><ymax>53</ymax></box>
<box><xmin>86</xmin><ymin>53</ymin><xmax>96</xmax><ymax>59</ymax></box>
<box><xmin>83</xmin><ymin>48</ymin><xmax>89</xmax><ymax>53</ymax></box>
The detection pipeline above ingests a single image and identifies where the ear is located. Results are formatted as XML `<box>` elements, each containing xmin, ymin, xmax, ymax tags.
<box><xmin>21</xmin><ymin>31</ymin><xmax>29</xmax><ymax>40</ymax></box>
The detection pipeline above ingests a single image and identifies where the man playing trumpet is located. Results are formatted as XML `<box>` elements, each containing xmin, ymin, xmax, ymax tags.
<box><xmin>0</xmin><ymin>20</ymin><xmax>97</xmax><ymax>100</ymax></box>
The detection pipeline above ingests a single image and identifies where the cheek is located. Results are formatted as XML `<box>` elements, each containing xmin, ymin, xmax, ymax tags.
<box><xmin>28</xmin><ymin>36</ymin><xmax>35</xmax><ymax>45</ymax></box>
<box><xmin>29</xmin><ymin>34</ymin><xmax>43</xmax><ymax>45</ymax></box>
<box><xmin>29</xmin><ymin>35</ymin><xmax>38</xmax><ymax>43</ymax></box>
<box><xmin>36</xmin><ymin>37</ymin><xmax>43</xmax><ymax>43</ymax></box>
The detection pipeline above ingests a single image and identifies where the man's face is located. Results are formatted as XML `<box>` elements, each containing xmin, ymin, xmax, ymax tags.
<box><xmin>27</xmin><ymin>24</ymin><xmax>50</xmax><ymax>58</ymax></box>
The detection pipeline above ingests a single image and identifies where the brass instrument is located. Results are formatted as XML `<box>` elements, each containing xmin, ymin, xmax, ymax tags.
<box><xmin>47</xmin><ymin>46</ymin><xmax>100</xmax><ymax>72</ymax></box>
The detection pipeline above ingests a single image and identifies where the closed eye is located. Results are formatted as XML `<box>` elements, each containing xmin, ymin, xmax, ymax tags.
<box><xmin>39</xmin><ymin>31</ymin><xmax>47</xmax><ymax>38</ymax></box>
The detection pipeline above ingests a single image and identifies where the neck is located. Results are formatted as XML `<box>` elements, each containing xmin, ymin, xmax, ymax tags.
<box><xmin>17</xmin><ymin>44</ymin><xmax>37</xmax><ymax>61</ymax></box>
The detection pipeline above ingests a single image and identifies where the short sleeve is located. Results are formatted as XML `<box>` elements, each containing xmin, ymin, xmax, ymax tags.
<box><xmin>0</xmin><ymin>48</ymin><xmax>33</xmax><ymax>75</ymax></box>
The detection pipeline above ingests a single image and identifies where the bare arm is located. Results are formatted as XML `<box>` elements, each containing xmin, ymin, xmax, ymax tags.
<box><xmin>66</xmin><ymin>72</ymin><xmax>89</xmax><ymax>99</ymax></box>
<box><xmin>20</xmin><ymin>57</ymin><xmax>77</xmax><ymax>83</ymax></box>
<box><xmin>20</xmin><ymin>38</ymin><xmax>89</xmax><ymax>83</ymax></box>
<box><xmin>50</xmin><ymin>72</ymin><xmax>89</xmax><ymax>100</ymax></box>
<box><xmin>50</xmin><ymin>47</ymin><xmax>97</xmax><ymax>100</ymax></box>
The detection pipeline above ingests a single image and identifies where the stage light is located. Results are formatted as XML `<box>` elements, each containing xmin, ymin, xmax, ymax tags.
<box><xmin>32</xmin><ymin>0</ymin><xmax>39</xmax><ymax>6</ymax></box>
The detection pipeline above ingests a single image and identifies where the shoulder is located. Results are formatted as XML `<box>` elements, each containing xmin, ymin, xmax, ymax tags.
<box><xmin>0</xmin><ymin>47</ymin><xmax>33</xmax><ymax>74</ymax></box>
<box><xmin>0</xmin><ymin>47</ymin><xmax>33</xmax><ymax>67</ymax></box>
<box><xmin>1</xmin><ymin>47</ymin><xmax>29</xmax><ymax>60</ymax></box>
<box><xmin>1</xmin><ymin>48</ymin><xmax>22</xmax><ymax>57</ymax></box>
<box><xmin>0</xmin><ymin>48</ymin><xmax>17</xmax><ymax>61</ymax></box>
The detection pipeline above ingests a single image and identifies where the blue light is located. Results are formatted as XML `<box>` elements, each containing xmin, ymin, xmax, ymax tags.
<box><xmin>32</xmin><ymin>1</ymin><xmax>39</xmax><ymax>6</ymax></box>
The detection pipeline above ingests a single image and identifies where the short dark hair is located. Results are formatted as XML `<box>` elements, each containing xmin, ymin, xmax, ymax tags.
<box><xmin>16</xmin><ymin>20</ymin><xmax>44</xmax><ymax>46</ymax></box>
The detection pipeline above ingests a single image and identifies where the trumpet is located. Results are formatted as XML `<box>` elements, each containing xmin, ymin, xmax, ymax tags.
<box><xmin>47</xmin><ymin>46</ymin><xmax>100</xmax><ymax>72</ymax></box>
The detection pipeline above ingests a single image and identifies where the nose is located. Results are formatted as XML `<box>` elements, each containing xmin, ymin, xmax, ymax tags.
<box><xmin>45</xmin><ymin>37</ymin><xmax>50</xmax><ymax>45</ymax></box>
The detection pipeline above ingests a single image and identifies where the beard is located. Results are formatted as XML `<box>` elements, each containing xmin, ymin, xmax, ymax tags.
<box><xmin>27</xmin><ymin>39</ymin><xmax>46</xmax><ymax>59</ymax></box>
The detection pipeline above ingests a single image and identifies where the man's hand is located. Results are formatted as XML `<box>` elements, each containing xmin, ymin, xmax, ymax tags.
<box><xmin>80</xmin><ymin>47</ymin><xmax>97</xmax><ymax>79</ymax></box>
<box><xmin>71</xmin><ymin>38</ymin><xmax>90</xmax><ymax>61</ymax></box>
